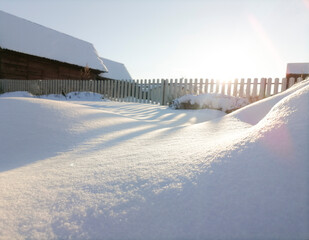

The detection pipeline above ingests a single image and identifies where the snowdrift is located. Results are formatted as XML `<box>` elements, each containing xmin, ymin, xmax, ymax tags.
<box><xmin>0</xmin><ymin>80</ymin><xmax>308</xmax><ymax>239</ymax></box>
<box><xmin>171</xmin><ymin>93</ymin><xmax>249</xmax><ymax>113</ymax></box>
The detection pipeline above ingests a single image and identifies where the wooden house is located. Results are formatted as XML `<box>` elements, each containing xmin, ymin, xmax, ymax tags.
<box><xmin>286</xmin><ymin>63</ymin><xmax>309</xmax><ymax>80</ymax></box>
<box><xmin>0</xmin><ymin>10</ymin><xmax>107</xmax><ymax>80</ymax></box>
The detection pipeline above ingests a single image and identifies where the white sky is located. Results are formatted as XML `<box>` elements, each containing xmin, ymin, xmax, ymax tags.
<box><xmin>1</xmin><ymin>0</ymin><xmax>309</xmax><ymax>80</ymax></box>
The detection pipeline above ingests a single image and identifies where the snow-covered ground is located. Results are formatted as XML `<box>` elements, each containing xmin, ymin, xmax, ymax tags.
<box><xmin>0</xmin><ymin>80</ymin><xmax>308</xmax><ymax>240</ymax></box>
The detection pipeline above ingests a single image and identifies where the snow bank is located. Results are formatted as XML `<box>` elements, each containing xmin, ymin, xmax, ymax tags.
<box><xmin>230</xmin><ymin>78</ymin><xmax>309</xmax><ymax>124</ymax></box>
<box><xmin>0</xmin><ymin>91</ymin><xmax>108</xmax><ymax>101</ymax></box>
<box><xmin>0</xmin><ymin>80</ymin><xmax>308</xmax><ymax>239</ymax></box>
<box><xmin>171</xmin><ymin>93</ymin><xmax>249</xmax><ymax>113</ymax></box>
<box><xmin>40</xmin><ymin>91</ymin><xmax>108</xmax><ymax>101</ymax></box>
<box><xmin>0</xmin><ymin>91</ymin><xmax>33</xmax><ymax>98</ymax></box>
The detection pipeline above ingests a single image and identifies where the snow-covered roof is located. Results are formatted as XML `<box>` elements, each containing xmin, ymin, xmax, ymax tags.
<box><xmin>99</xmin><ymin>58</ymin><xmax>132</xmax><ymax>80</ymax></box>
<box><xmin>0</xmin><ymin>10</ymin><xmax>107</xmax><ymax>72</ymax></box>
<box><xmin>286</xmin><ymin>63</ymin><xmax>309</xmax><ymax>74</ymax></box>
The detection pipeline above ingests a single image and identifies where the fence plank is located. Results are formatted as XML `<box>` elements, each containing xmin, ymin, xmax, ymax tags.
<box><xmin>233</xmin><ymin>79</ymin><xmax>238</xmax><ymax>97</ymax></box>
<box><xmin>188</xmin><ymin>79</ymin><xmax>192</xmax><ymax>95</ymax></box>
<box><xmin>120</xmin><ymin>80</ymin><xmax>124</xmax><ymax>102</ymax></box>
<box><xmin>171</xmin><ymin>79</ymin><xmax>176</xmax><ymax>100</ymax></box>
<box><xmin>259</xmin><ymin>78</ymin><xmax>266</xmax><ymax>99</ymax></box>
<box><xmin>126</xmin><ymin>80</ymin><xmax>130</xmax><ymax>102</ymax></box>
<box><xmin>252</xmin><ymin>78</ymin><xmax>258</xmax><ymax>98</ymax></box>
<box><xmin>273</xmin><ymin>78</ymin><xmax>279</xmax><ymax>95</ymax></box>
<box><xmin>109</xmin><ymin>80</ymin><xmax>113</xmax><ymax>100</ymax></box>
<box><xmin>138</xmin><ymin>80</ymin><xmax>142</xmax><ymax>103</ymax></box>
<box><xmin>145</xmin><ymin>79</ymin><xmax>149</xmax><ymax>103</ymax></box>
<box><xmin>199</xmin><ymin>79</ymin><xmax>203</xmax><ymax>95</ymax></box>
<box><xmin>215</xmin><ymin>80</ymin><xmax>220</xmax><ymax>93</ymax></box>
<box><xmin>204</xmin><ymin>79</ymin><xmax>209</xmax><ymax>94</ymax></box>
<box><xmin>209</xmin><ymin>79</ymin><xmax>214</xmax><ymax>93</ymax></box>
<box><xmin>226</xmin><ymin>80</ymin><xmax>232</xmax><ymax>96</ymax></box>
<box><xmin>266</xmin><ymin>78</ymin><xmax>272</xmax><ymax>97</ymax></box>
<box><xmin>239</xmin><ymin>78</ymin><xmax>245</xmax><ymax>97</ymax></box>
<box><xmin>281</xmin><ymin>78</ymin><xmax>287</xmax><ymax>92</ymax></box>
<box><xmin>123</xmin><ymin>80</ymin><xmax>127</xmax><ymax>101</ymax></box>
<box><xmin>150</xmin><ymin>79</ymin><xmax>154</xmax><ymax>104</ymax></box>
<box><xmin>131</xmin><ymin>81</ymin><xmax>135</xmax><ymax>102</ymax></box>
<box><xmin>143</xmin><ymin>80</ymin><xmax>148</xmax><ymax>103</ymax></box>
<box><xmin>288</xmin><ymin>77</ymin><xmax>295</xmax><ymax>88</ymax></box>
<box><xmin>134</xmin><ymin>80</ymin><xmax>138</xmax><ymax>102</ymax></box>
<box><xmin>221</xmin><ymin>81</ymin><xmax>226</xmax><ymax>95</ymax></box>
<box><xmin>193</xmin><ymin>78</ymin><xmax>198</xmax><ymax>95</ymax></box>
<box><xmin>245</xmin><ymin>78</ymin><xmax>251</xmax><ymax>99</ymax></box>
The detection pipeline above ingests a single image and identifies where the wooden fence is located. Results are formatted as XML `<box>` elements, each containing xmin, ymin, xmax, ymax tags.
<box><xmin>0</xmin><ymin>77</ymin><xmax>304</xmax><ymax>105</ymax></box>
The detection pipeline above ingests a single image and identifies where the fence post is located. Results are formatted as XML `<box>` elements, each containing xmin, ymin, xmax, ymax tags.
<box><xmin>204</xmin><ymin>79</ymin><xmax>209</xmax><ymax>94</ymax></box>
<box><xmin>173</xmin><ymin>79</ymin><xmax>178</xmax><ymax>100</ymax></box>
<box><xmin>288</xmin><ymin>77</ymin><xmax>295</xmax><ymax>88</ymax></box>
<box><xmin>227</xmin><ymin>80</ymin><xmax>231</xmax><ymax>96</ymax></box>
<box><xmin>239</xmin><ymin>78</ymin><xmax>245</xmax><ymax>97</ymax></box>
<box><xmin>199</xmin><ymin>78</ymin><xmax>203</xmax><ymax>95</ymax></box>
<box><xmin>143</xmin><ymin>79</ymin><xmax>147</xmax><ymax>103</ymax></box>
<box><xmin>281</xmin><ymin>78</ymin><xmax>287</xmax><ymax>92</ymax></box>
<box><xmin>233</xmin><ymin>79</ymin><xmax>238</xmax><ymax>97</ymax></box>
<box><xmin>245</xmin><ymin>78</ymin><xmax>251</xmax><ymax>100</ymax></box>
<box><xmin>266</xmin><ymin>78</ymin><xmax>272</xmax><ymax>97</ymax></box>
<box><xmin>221</xmin><ymin>80</ymin><xmax>226</xmax><ymax>95</ymax></box>
<box><xmin>273</xmin><ymin>78</ymin><xmax>279</xmax><ymax>95</ymax></box>
<box><xmin>130</xmin><ymin>80</ymin><xmax>135</xmax><ymax>102</ymax></box>
<box><xmin>175</xmin><ymin>78</ymin><xmax>182</xmax><ymax>98</ymax></box>
<box><xmin>259</xmin><ymin>78</ymin><xmax>266</xmax><ymax>99</ymax></box>
<box><xmin>160</xmin><ymin>79</ymin><xmax>166</xmax><ymax>105</ymax></box>
<box><xmin>209</xmin><ymin>79</ymin><xmax>214</xmax><ymax>93</ymax></box>
<box><xmin>138</xmin><ymin>80</ymin><xmax>143</xmax><ymax>103</ymax></box>
<box><xmin>215</xmin><ymin>80</ymin><xmax>220</xmax><ymax>93</ymax></box>
<box><xmin>110</xmin><ymin>80</ymin><xmax>114</xmax><ymax>100</ymax></box>
<box><xmin>135</xmin><ymin>80</ymin><xmax>140</xmax><ymax>103</ymax></box>
<box><xmin>194</xmin><ymin>78</ymin><xmax>198</xmax><ymax>95</ymax></box>
<box><xmin>296</xmin><ymin>77</ymin><xmax>302</xmax><ymax>83</ymax></box>
<box><xmin>183</xmin><ymin>79</ymin><xmax>187</xmax><ymax>95</ymax></box>
<box><xmin>188</xmin><ymin>79</ymin><xmax>193</xmax><ymax>95</ymax></box>
<box><xmin>156</xmin><ymin>79</ymin><xmax>159</xmax><ymax>103</ymax></box>
<box><xmin>252</xmin><ymin>78</ymin><xmax>258</xmax><ymax>99</ymax></box>
<box><xmin>120</xmin><ymin>80</ymin><xmax>124</xmax><ymax>102</ymax></box>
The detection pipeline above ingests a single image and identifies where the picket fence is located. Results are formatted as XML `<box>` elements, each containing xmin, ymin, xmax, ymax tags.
<box><xmin>0</xmin><ymin>77</ymin><xmax>304</xmax><ymax>105</ymax></box>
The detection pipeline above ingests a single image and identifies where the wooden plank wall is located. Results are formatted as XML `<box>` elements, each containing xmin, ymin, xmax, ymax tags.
<box><xmin>0</xmin><ymin>49</ymin><xmax>100</xmax><ymax>80</ymax></box>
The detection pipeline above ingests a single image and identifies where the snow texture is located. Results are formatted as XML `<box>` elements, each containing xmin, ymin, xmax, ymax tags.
<box><xmin>171</xmin><ymin>93</ymin><xmax>249</xmax><ymax>113</ymax></box>
<box><xmin>0</xmin><ymin>10</ymin><xmax>107</xmax><ymax>72</ymax></box>
<box><xmin>0</xmin><ymin>80</ymin><xmax>308</xmax><ymax>239</ymax></box>
<box><xmin>100</xmin><ymin>57</ymin><xmax>132</xmax><ymax>80</ymax></box>
<box><xmin>0</xmin><ymin>91</ymin><xmax>108</xmax><ymax>101</ymax></box>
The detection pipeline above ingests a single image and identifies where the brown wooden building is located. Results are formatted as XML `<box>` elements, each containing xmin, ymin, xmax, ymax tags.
<box><xmin>0</xmin><ymin>48</ymin><xmax>104</xmax><ymax>80</ymax></box>
<box><xmin>286</xmin><ymin>63</ymin><xmax>309</xmax><ymax>80</ymax></box>
<box><xmin>0</xmin><ymin>10</ymin><xmax>107</xmax><ymax>80</ymax></box>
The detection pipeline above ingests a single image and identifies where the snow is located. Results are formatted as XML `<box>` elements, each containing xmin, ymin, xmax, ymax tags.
<box><xmin>286</xmin><ymin>62</ymin><xmax>309</xmax><ymax>74</ymax></box>
<box><xmin>0</xmin><ymin>80</ymin><xmax>308</xmax><ymax>239</ymax></box>
<box><xmin>0</xmin><ymin>91</ymin><xmax>108</xmax><ymax>101</ymax></box>
<box><xmin>100</xmin><ymin>57</ymin><xmax>132</xmax><ymax>80</ymax></box>
<box><xmin>0</xmin><ymin>10</ymin><xmax>107</xmax><ymax>72</ymax></box>
<box><xmin>171</xmin><ymin>93</ymin><xmax>249</xmax><ymax>113</ymax></box>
